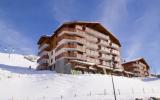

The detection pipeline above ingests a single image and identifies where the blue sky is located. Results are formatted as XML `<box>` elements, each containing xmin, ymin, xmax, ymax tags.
<box><xmin>0</xmin><ymin>0</ymin><xmax>160</xmax><ymax>73</ymax></box>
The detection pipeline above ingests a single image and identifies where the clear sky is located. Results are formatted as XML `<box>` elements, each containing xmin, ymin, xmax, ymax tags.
<box><xmin>0</xmin><ymin>0</ymin><xmax>160</xmax><ymax>73</ymax></box>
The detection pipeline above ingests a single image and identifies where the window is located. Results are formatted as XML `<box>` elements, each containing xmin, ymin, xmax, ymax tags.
<box><xmin>51</xmin><ymin>59</ymin><xmax>53</xmax><ymax>63</ymax></box>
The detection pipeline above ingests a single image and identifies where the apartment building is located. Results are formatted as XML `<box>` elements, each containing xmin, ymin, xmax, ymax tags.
<box><xmin>122</xmin><ymin>58</ymin><xmax>150</xmax><ymax>77</ymax></box>
<box><xmin>37</xmin><ymin>21</ymin><xmax>123</xmax><ymax>74</ymax></box>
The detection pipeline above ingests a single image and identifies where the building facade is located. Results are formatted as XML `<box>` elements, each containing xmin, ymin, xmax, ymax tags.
<box><xmin>122</xmin><ymin>58</ymin><xmax>150</xmax><ymax>77</ymax></box>
<box><xmin>37</xmin><ymin>22</ymin><xmax>124</xmax><ymax>74</ymax></box>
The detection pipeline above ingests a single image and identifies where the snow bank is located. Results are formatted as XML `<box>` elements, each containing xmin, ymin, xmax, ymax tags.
<box><xmin>0</xmin><ymin>73</ymin><xmax>160</xmax><ymax>100</ymax></box>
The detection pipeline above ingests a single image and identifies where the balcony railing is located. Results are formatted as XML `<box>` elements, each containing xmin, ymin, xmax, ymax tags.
<box><xmin>85</xmin><ymin>34</ymin><xmax>98</xmax><ymax>43</ymax></box>
<box><xmin>37</xmin><ymin>63</ymin><xmax>48</xmax><ymax>70</ymax></box>
<box><xmin>56</xmin><ymin>51</ymin><xmax>87</xmax><ymax>61</ymax></box>
<box><xmin>134</xmin><ymin>73</ymin><xmax>141</xmax><ymax>77</ymax></box>
<box><xmin>99</xmin><ymin>46</ymin><xmax>110</xmax><ymax>54</ymax></box>
<box><xmin>86</xmin><ymin>49</ymin><xmax>99</xmax><ymax>57</ymax></box>
<box><xmin>132</xmin><ymin>64</ymin><xmax>141</xmax><ymax>68</ymax></box>
<box><xmin>111</xmin><ymin>43</ymin><xmax>120</xmax><ymax>50</ymax></box>
<box><xmin>102</xmin><ymin>61</ymin><xmax>110</xmax><ymax>66</ymax></box>
<box><xmin>95</xmin><ymin>59</ymin><xmax>100</xmax><ymax>64</ymax></box>
<box><xmin>58</xmin><ymin>27</ymin><xmax>86</xmax><ymax>38</ymax></box>
<box><xmin>85</xmin><ymin>41</ymin><xmax>99</xmax><ymax>50</ymax></box>
<box><xmin>139</xmin><ymin>62</ymin><xmax>147</xmax><ymax>67</ymax></box>
<box><xmin>98</xmin><ymin>40</ymin><xmax>110</xmax><ymax>47</ymax></box>
<box><xmin>77</xmin><ymin>53</ymin><xmax>86</xmax><ymax>60</ymax></box>
<box><xmin>100</xmin><ymin>54</ymin><xmax>112</xmax><ymax>61</ymax></box>
<box><xmin>133</xmin><ymin>68</ymin><xmax>140</xmax><ymax>72</ymax></box>
<box><xmin>144</xmin><ymin>71</ymin><xmax>149</xmax><ymax>76</ymax></box>
<box><xmin>37</xmin><ymin>55</ymin><xmax>49</xmax><ymax>63</ymax></box>
<box><xmin>38</xmin><ymin>51</ymin><xmax>48</xmax><ymax>57</ymax></box>
<box><xmin>85</xmin><ymin>27</ymin><xmax>110</xmax><ymax>41</ymax></box>
<box><xmin>111</xmin><ymin>50</ymin><xmax>120</xmax><ymax>56</ymax></box>
<box><xmin>39</xmin><ymin>44</ymin><xmax>49</xmax><ymax>51</ymax></box>
<box><xmin>114</xmin><ymin>64</ymin><xmax>122</xmax><ymax>69</ymax></box>
<box><xmin>86</xmin><ymin>57</ymin><xmax>98</xmax><ymax>64</ymax></box>
<box><xmin>38</xmin><ymin>59</ymin><xmax>48</xmax><ymax>65</ymax></box>
<box><xmin>77</xmin><ymin>45</ymin><xmax>86</xmax><ymax>52</ymax></box>
<box><xmin>114</xmin><ymin>57</ymin><xmax>121</xmax><ymax>62</ymax></box>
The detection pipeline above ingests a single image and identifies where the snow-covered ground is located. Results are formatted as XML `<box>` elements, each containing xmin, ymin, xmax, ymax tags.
<box><xmin>0</xmin><ymin>53</ymin><xmax>159</xmax><ymax>100</ymax></box>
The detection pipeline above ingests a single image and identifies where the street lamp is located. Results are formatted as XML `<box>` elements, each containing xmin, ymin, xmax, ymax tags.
<box><xmin>109</xmin><ymin>60</ymin><xmax>117</xmax><ymax>100</ymax></box>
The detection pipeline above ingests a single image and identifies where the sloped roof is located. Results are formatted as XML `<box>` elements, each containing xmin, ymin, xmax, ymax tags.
<box><xmin>53</xmin><ymin>21</ymin><xmax>121</xmax><ymax>46</ymax></box>
<box><xmin>37</xmin><ymin>35</ymin><xmax>50</xmax><ymax>44</ymax></box>
<box><xmin>122</xmin><ymin>58</ymin><xmax>150</xmax><ymax>69</ymax></box>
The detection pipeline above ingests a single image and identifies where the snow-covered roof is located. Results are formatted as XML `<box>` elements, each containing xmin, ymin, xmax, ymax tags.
<box><xmin>122</xmin><ymin>57</ymin><xmax>143</xmax><ymax>64</ymax></box>
<box><xmin>122</xmin><ymin>57</ymin><xmax>150</xmax><ymax>69</ymax></box>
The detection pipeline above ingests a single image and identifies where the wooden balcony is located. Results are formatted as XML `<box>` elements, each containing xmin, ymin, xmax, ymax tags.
<box><xmin>37</xmin><ymin>55</ymin><xmax>49</xmax><ymax>63</ymax></box>
<box><xmin>76</xmin><ymin>45</ymin><xmax>85</xmax><ymax>52</ymax></box>
<box><xmin>144</xmin><ymin>71</ymin><xmax>149</xmax><ymax>76</ymax></box>
<box><xmin>85</xmin><ymin>27</ymin><xmax>109</xmax><ymax>41</ymax></box>
<box><xmin>98</xmin><ymin>40</ymin><xmax>110</xmax><ymax>47</ymax></box>
<box><xmin>86</xmin><ymin>57</ymin><xmax>99</xmax><ymax>64</ymax></box>
<box><xmin>85</xmin><ymin>41</ymin><xmax>99</xmax><ymax>50</ymax></box>
<box><xmin>114</xmin><ymin>57</ymin><xmax>121</xmax><ymax>62</ymax></box>
<box><xmin>85</xmin><ymin>34</ymin><xmax>98</xmax><ymax>43</ymax></box>
<box><xmin>37</xmin><ymin>63</ymin><xmax>48</xmax><ymax>70</ymax></box>
<box><xmin>39</xmin><ymin>43</ymin><xmax>49</xmax><ymax>51</ymax></box>
<box><xmin>111</xmin><ymin>43</ymin><xmax>120</xmax><ymax>50</ymax></box>
<box><xmin>86</xmin><ymin>49</ymin><xmax>99</xmax><ymax>57</ymax></box>
<box><xmin>133</xmin><ymin>68</ymin><xmax>140</xmax><ymax>72</ymax></box>
<box><xmin>38</xmin><ymin>50</ymin><xmax>48</xmax><ymax>57</ymax></box>
<box><xmin>99</xmin><ymin>46</ymin><xmax>110</xmax><ymax>54</ymax></box>
<box><xmin>56</xmin><ymin>51</ymin><xmax>86</xmax><ymax>61</ymax></box>
<box><xmin>102</xmin><ymin>61</ymin><xmax>110</xmax><ymax>67</ymax></box>
<box><xmin>77</xmin><ymin>53</ymin><xmax>87</xmax><ymax>60</ymax></box>
<box><xmin>58</xmin><ymin>27</ymin><xmax>86</xmax><ymax>38</ymax></box>
<box><xmin>111</xmin><ymin>50</ymin><xmax>120</xmax><ymax>56</ymax></box>
<box><xmin>99</xmin><ymin>54</ymin><xmax>112</xmax><ymax>61</ymax></box>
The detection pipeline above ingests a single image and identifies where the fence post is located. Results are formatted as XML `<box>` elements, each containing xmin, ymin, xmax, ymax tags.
<box><xmin>152</xmin><ymin>88</ymin><xmax>154</xmax><ymax>93</ymax></box>
<box><xmin>61</xmin><ymin>95</ymin><xmax>63</xmax><ymax>100</ymax></box>
<box><xmin>132</xmin><ymin>88</ymin><xmax>134</xmax><ymax>99</ymax></box>
<box><xmin>104</xmin><ymin>89</ymin><xmax>107</xmax><ymax>95</ymax></box>
<box><xmin>26</xmin><ymin>96</ymin><xmax>29</xmax><ymax>100</ymax></box>
<box><xmin>143</xmin><ymin>88</ymin><xmax>145</xmax><ymax>94</ymax></box>
<box><xmin>118</xmin><ymin>89</ymin><xmax>120</xmax><ymax>95</ymax></box>
<box><xmin>89</xmin><ymin>91</ymin><xmax>91</xmax><ymax>96</ymax></box>
<box><xmin>43</xmin><ymin>96</ymin><xmax>45</xmax><ymax>100</ymax></box>
<box><xmin>74</xmin><ymin>93</ymin><xmax>76</xmax><ymax>97</ymax></box>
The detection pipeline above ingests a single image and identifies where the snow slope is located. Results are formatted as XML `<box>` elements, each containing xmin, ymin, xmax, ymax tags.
<box><xmin>0</xmin><ymin>52</ymin><xmax>37</xmax><ymax>69</ymax></box>
<box><xmin>0</xmin><ymin>53</ymin><xmax>160</xmax><ymax>100</ymax></box>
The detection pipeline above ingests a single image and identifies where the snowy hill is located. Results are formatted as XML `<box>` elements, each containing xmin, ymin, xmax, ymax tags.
<box><xmin>0</xmin><ymin>52</ymin><xmax>38</xmax><ymax>69</ymax></box>
<box><xmin>0</xmin><ymin>53</ymin><xmax>160</xmax><ymax>100</ymax></box>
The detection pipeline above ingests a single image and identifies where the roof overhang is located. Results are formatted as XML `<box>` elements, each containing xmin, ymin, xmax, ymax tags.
<box><xmin>37</xmin><ymin>35</ymin><xmax>50</xmax><ymax>44</ymax></box>
<box><xmin>53</xmin><ymin>21</ymin><xmax>121</xmax><ymax>47</ymax></box>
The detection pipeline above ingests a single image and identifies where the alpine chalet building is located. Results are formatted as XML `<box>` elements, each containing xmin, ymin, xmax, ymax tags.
<box><xmin>37</xmin><ymin>22</ymin><xmax>123</xmax><ymax>74</ymax></box>
<box><xmin>122</xmin><ymin>58</ymin><xmax>150</xmax><ymax>77</ymax></box>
